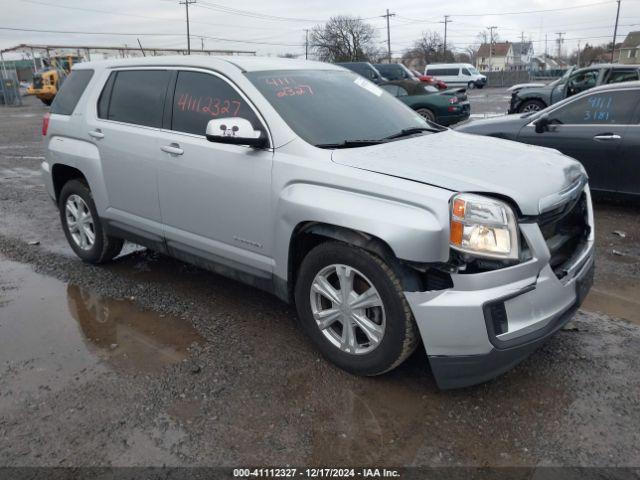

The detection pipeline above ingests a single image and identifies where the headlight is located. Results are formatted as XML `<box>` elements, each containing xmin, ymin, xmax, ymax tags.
<box><xmin>449</xmin><ymin>193</ymin><xmax>519</xmax><ymax>260</ymax></box>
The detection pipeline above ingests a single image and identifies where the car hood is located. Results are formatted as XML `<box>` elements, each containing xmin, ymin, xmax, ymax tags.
<box><xmin>331</xmin><ymin>130</ymin><xmax>585</xmax><ymax>216</ymax></box>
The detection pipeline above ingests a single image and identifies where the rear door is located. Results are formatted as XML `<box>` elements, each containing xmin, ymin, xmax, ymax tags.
<box><xmin>518</xmin><ymin>88</ymin><xmax>640</xmax><ymax>193</ymax></box>
<box><xmin>89</xmin><ymin>69</ymin><xmax>171</xmax><ymax>239</ymax></box>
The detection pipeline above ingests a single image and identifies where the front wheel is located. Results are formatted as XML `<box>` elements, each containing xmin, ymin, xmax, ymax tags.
<box><xmin>59</xmin><ymin>179</ymin><xmax>124</xmax><ymax>264</ymax></box>
<box><xmin>467</xmin><ymin>81</ymin><xmax>475</xmax><ymax>90</ymax></box>
<box><xmin>294</xmin><ymin>242</ymin><xmax>419</xmax><ymax>376</ymax></box>
<box><xmin>518</xmin><ymin>99</ymin><xmax>546</xmax><ymax>113</ymax></box>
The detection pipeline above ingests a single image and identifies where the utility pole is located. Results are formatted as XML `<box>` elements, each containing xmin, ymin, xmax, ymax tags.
<box><xmin>441</xmin><ymin>15</ymin><xmax>452</xmax><ymax>59</ymax></box>
<box><xmin>577</xmin><ymin>41</ymin><xmax>581</xmax><ymax>67</ymax></box>
<box><xmin>201</xmin><ymin>36</ymin><xmax>204</xmax><ymax>51</ymax></box>
<box><xmin>304</xmin><ymin>29</ymin><xmax>309</xmax><ymax>60</ymax></box>
<box><xmin>487</xmin><ymin>26</ymin><xmax>497</xmax><ymax>72</ymax></box>
<box><xmin>611</xmin><ymin>0</ymin><xmax>621</xmax><ymax>62</ymax></box>
<box><xmin>545</xmin><ymin>33</ymin><xmax>548</xmax><ymax>59</ymax></box>
<box><xmin>382</xmin><ymin>9</ymin><xmax>396</xmax><ymax>63</ymax></box>
<box><xmin>556</xmin><ymin>32</ymin><xmax>565</xmax><ymax>59</ymax></box>
<box><xmin>179</xmin><ymin>0</ymin><xmax>196</xmax><ymax>55</ymax></box>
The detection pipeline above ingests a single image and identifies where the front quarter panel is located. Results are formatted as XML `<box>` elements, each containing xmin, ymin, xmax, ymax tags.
<box><xmin>271</xmin><ymin>141</ymin><xmax>452</xmax><ymax>281</ymax></box>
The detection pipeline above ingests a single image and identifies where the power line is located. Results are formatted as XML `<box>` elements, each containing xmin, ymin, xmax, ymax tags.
<box><xmin>0</xmin><ymin>26</ymin><xmax>307</xmax><ymax>46</ymax></box>
<box><xmin>400</xmin><ymin>0</ymin><xmax>616</xmax><ymax>20</ymax></box>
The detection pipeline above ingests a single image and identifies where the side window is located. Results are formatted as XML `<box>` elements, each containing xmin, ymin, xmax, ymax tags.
<box><xmin>567</xmin><ymin>70</ymin><xmax>599</xmax><ymax>96</ymax></box>
<box><xmin>380</xmin><ymin>84</ymin><xmax>400</xmax><ymax>96</ymax></box>
<box><xmin>51</xmin><ymin>69</ymin><xmax>93</xmax><ymax>115</ymax></box>
<box><xmin>172</xmin><ymin>71</ymin><xmax>260</xmax><ymax>136</ymax></box>
<box><xmin>462</xmin><ymin>68</ymin><xmax>471</xmax><ymax>76</ymax></box>
<box><xmin>104</xmin><ymin>70</ymin><xmax>171</xmax><ymax>127</ymax></box>
<box><xmin>606</xmin><ymin>69</ymin><xmax>640</xmax><ymax>84</ymax></box>
<box><xmin>551</xmin><ymin>91</ymin><xmax>639</xmax><ymax>125</ymax></box>
<box><xmin>397</xmin><ymin>86</ymin><xmax>409</xmax><ymax>97</ymax></box>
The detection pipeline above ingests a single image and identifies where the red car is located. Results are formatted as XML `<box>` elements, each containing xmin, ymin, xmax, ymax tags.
<box><xmin>411</xmin><ymin>70</ymin><xmax>448</xmax><ymax>90</ymax></box>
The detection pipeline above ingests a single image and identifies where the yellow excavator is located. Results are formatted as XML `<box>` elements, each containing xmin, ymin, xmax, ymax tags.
<box><xmin>27</xmin><ymin>55</ymin><xmax>81</xmax><ymax>105</ymax></box>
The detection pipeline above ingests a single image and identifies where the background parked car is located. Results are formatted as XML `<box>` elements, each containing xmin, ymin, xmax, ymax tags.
<box><xmin>509</xmin><ymin>64</ymin><xmax>640</xmax><ymax>113</ymax></box>
<box><xmin>380</xmin><ymin>80</ymin><xmax>470</xmax><ymax>125</ymax></box>
<box><xmin>335</xmin><ymin>62</ymin><xmax>387</xmax><ymax>84</ymax></box>
<box><xmin>456</xmin><ymin>81</ymin><xmax>640</xmax><ymax>196</ymax></box>
<box><xmin>425</xmin><ymin>63</ymin><xmax>486</xmax><ymax>89</ymax></box>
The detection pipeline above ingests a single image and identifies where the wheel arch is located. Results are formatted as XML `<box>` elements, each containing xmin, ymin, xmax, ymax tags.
<box><xmin>51</xmin><ymin>164</ymin><xmax>87</xmax><ymax>202</ymax></box>
<box><xmin>286</xmin><ymin>222</ymin><xmax>426</xmax><ymax>304</ymax></box>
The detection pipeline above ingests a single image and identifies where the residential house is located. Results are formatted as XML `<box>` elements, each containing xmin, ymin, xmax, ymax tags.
<box><xmin>510</xmin><ymin>42</ymin><xmax>534</xmax><ymax>71</ymax></box>
<box><xmin>619</xmin><ymin>31</ymin><xmax>640</xmax><ymax>65</ymax></box>
<box><xmin>476</xmin><ymin>42</ymin><xmax>513</xmax><ymax>71</ymax></box>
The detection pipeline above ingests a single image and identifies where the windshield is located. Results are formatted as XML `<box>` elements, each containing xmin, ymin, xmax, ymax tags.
<box><xmin>548</xmin><ymin>67</ymin><xmax>575</xmax><ymax>88</ymax></box>
<box><xmin>246</xmin><ymin>70</ymin><xmax>432</xmax><ymax>147</ymax></box>
<box><xmin>468</xmin><ymin>67</ymin><xmax>480</xmax><ymax>75</ymax></box>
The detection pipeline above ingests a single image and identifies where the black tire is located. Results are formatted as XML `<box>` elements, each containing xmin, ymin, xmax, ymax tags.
<box><xmin>294</xmin><ymin>242</ymin><xmax>419</xmax><ymax>376</ymax></box>
<box><xmin>416</xmin><ymin>108</ymin><xmax>436</xmax><ymax>122</ymax></box>
<box><xmin>41</xmin><ymin>98</ymin><xmax>53</xmax><ymax>106</ymax></box>
<box><xmin>59</xmin><ymin>179</ymin><xmax>123</xmax><ymax>264</ymax></box>
<box><xmin>518</xmin><ymin>99</ymin><xmax>546</xmax><ymax>113</ymax></box>
<box><xmin>477</xmin><ymin>84</ymin><xmax>485</xmax><ymax>89</ymax></box>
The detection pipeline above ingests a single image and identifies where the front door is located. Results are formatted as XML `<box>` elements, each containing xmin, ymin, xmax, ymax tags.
<box><xmin>518</xmin><ymin>88</ymin><xmax>640</xmax><ymax>193</ymax></box>
<box><xmin>156</xmin><ymin>70</ymin><xmax>273</xmax><ymax>277</ymax></box>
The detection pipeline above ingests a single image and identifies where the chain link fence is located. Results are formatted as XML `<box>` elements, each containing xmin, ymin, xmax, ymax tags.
<box><xmin>0</xmin><ymin>69</ymin><xmax>23</xmax><ymax>107</ymax></box>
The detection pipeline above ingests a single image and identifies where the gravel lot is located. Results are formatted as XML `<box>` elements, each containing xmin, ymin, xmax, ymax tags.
<box><xmin>1</xmin><ymin>94</ymin><xmax>639</xmax><ymax>471</ymax></box>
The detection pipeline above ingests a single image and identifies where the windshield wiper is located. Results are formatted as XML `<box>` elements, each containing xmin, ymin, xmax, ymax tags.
<box><xmin>383</xmin><ymin>126</ymin><xmax>440</xmax><ymax>140</ymax></box>
<box><xmin>315</xmin><ymin>139</ymin><xmax>385</xmax><ymax>149</ymax></box>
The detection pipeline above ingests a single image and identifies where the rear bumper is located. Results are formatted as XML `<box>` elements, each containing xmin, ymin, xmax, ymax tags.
<box><xmin>438</xmin><ymin>104</ymin><xmax>471</xmax><ymax>126</ymax></box>
<box><xmin>405</xmin><ymin>187</ymin><xmax>595</xmax><ymax>389</ymax></box>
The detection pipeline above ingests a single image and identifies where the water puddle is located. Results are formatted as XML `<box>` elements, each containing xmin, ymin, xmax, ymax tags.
<box><xmin>0</xmin><ymin>258</ymin><xmax>203</xmax><ymax>402</ymax></box>
<box><xmin>582</xmin><ymin>272</ymin><xmax>640</xmax><ymax>325</ymax></box>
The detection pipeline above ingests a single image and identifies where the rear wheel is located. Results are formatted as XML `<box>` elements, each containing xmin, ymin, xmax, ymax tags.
<box><xmin>41</xmin><ymin>98</ymin><xmax>52</xmax><ymax>106</ymax></box>
<box><xmin>518</xmin><ymin>99</ymin><xmax>546</xmax><ymax>113</ymax></box>
<box><xmin>416</xmin><ymin>108</ymin><xmax>436</xmax><ymax>122</ymax></box>
<box><xmin>59</xmin><ymin>179</ymin><xmax>123</xmax><ymax>264</ymax></box>
<box><xmin>294</xmin><ymin>242</ymin><xmax>419</xmax><ymax>376</ymax></box>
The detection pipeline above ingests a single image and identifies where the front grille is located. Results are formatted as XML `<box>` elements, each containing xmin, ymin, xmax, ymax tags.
<box><xmin>538</xmin><ymin>193</ymin><xmax>590</xmax><ymax>278</ymax></box>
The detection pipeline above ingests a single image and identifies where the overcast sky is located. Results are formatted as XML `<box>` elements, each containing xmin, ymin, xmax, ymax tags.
<box><xmin>1</xmin><ymin>0</ymin><xmax>639</xmax><ymax>59</ymax></box>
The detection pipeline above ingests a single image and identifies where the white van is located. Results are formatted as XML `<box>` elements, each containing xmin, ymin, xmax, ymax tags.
<box><xmin>425</xmin><ymin>63</ymin><xmax>487</xmax><ymax>89</ymax></box>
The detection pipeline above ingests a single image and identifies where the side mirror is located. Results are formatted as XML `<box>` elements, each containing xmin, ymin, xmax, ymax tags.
<box><xmin>534</xmin><ymin>114</ymin><xmax>550</xmax><ymax>134</ymax></box>
<box><xmin>205</xmin><ymin>118</ymin><xmax>268</xmax><ymax>148</ymax></box>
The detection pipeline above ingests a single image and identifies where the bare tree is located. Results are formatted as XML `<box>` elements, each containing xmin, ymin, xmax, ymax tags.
<box><xmin>310</xmin><ymin>16</ymin><xmax>380</xmax><ymax>62</ymax></box>
<box><xmin>402</xmin><ymin>31</ymin><xmax>454</xmax><ymax>68</ymax></box>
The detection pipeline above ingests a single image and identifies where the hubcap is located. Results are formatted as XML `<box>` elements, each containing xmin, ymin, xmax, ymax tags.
<box><xmin>310</xmin><ymin>264</ymin><xmax>386</xmax><ymax>355</ymax></box>
<box><xmin>522</xmin><ymin>103</ymin><xmax>541</xmax><ymax>112</ymax></box>
<box><xmin>65</xmin><ymin>194</ymin><xmax>95</xmax><ymax>251</ymax></box>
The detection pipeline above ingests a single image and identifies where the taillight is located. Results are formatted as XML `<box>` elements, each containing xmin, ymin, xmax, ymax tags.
<box><xmin>42</xmin><ymin>112</ymin><xmax>50</xmax><ymax>136</ymax></box>
<box><xmin>448</xmin><ymin>97</ymin><xmax>459</xmax><ymax>104</ymax></box>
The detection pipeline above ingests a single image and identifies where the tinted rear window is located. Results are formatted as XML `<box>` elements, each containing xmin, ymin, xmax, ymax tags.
<box><xmin>50</xmin><ymin>69</ymin><xmax>94</xmax><ymax>115</ymax></box>
<box><xmin>103</xmin><ymin>70</ymin><xmax>171</xmax><ymax>127</ymax></box>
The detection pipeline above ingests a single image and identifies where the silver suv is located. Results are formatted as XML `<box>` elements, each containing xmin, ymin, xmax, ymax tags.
<box><xmin>41</xmin><ymin>56</ymin><xmax>595</xmax><ymax>389</ymax></box>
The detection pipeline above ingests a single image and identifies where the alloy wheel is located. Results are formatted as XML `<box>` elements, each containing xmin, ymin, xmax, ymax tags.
<box><xmin>65</xmin><ymin>194</ymin><xmax>95</xmax><ymax>251</ymax></box>
<box><xmin>309</xmin><ymin>264</ymin><xmax>386</xmax><ymax>355</ymax></box>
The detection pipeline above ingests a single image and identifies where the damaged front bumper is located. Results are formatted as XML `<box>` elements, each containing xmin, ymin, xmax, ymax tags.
<box><xmin>406</xmin><ymin>187</ymin><xmax>595</xmax><ymax>389</ymax></box>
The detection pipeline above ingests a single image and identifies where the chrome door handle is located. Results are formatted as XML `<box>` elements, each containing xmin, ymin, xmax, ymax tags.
<box><xmin>593</xmin><ymin>134</ymin><xmax>622</xmax><ymax>142</ymax></box>
<box><xmin>88</xmin><ymin>129</ymin><xmax>104</xmax><ymax>139</ymax></box>
<box><xmin>160</xmin><ymin>144</ymin><xmax>184</xmax><ymax>156</ymax></box>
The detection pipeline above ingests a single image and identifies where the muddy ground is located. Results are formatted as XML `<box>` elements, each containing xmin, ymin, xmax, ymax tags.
<box><xmin>1</xmin><ymin>94</ymin><xmax>639</xmax><ymax>470</ymax></box>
